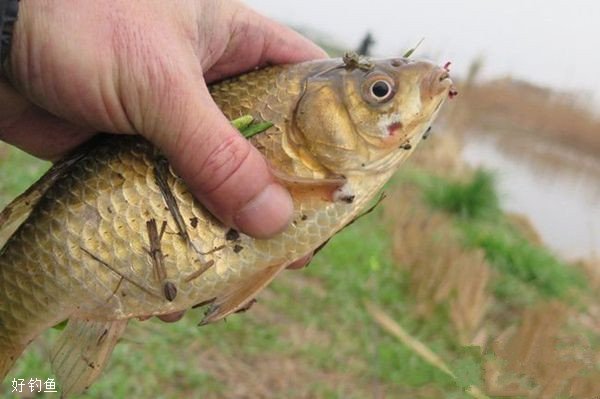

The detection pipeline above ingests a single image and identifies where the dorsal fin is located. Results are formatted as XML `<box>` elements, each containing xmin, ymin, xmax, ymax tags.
<box><xmin>0</xmin><ymin>147</ymin><xmax>88</xmax><ymax>249</ymax></box>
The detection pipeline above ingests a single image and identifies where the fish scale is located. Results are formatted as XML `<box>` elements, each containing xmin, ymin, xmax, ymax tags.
<box><xmin>0</xmin><ymin>55</ymin><xmax>453</xmax><ymax>396</ymax></box>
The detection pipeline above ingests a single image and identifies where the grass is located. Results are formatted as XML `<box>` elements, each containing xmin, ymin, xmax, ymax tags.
<box><xmin>414</xmin><ymin>167</ymin><xmax>587</xmax><ymax>303</ymax></box>
<box><xmin>0</xmin><ymin>144</ymin><xmax>49</xmax><ymax>209</ymax></box>
<box><xmin>424</xmin><ymin>169</ymin><xmax>500</xmax><ymax>220</ymax></box>
<box><xmin>461</xmin><ymin>222</ymin><xmax>586</xmax><ymax>301</ymax></box>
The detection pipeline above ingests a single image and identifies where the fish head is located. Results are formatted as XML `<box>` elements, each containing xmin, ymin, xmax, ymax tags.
<box><xmin>291</xmin><ymin>56</ymin><xmax>454</xmax><ymax>175</ymax></box>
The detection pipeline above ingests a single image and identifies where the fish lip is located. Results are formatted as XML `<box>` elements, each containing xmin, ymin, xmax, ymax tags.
<box><xmin>426</xmin><ymin>67</ymin><xmax>453</xmax><ymax>96</ymax></box>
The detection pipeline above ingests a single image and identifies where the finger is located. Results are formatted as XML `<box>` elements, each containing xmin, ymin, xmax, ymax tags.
<box><xmin>0</xmin><ymin>106</ymin><xmax>95</xmax><ymax>160</ymax></box>
<box><xmin>287</xmin><ymin>253</ymin><xmax>313</xmax><ymax>270</ymax></box>
<box><xmin>0</xmin><ymin>79</ymin><xmax>95</xmax><ymax>160</ymax></box>
<box><xmin>152</xmin><ymin>82</ymin><xmax>293</xmax><ymax>238</ymax></box>
<box><xmin>203</xmin><ymin>4</ymin><xmax>327</xmax><ymax>83</ymax></box>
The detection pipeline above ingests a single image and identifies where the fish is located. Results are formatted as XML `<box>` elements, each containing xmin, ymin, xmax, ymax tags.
<box><xmin>0</xmin><ymin>53</ymin><xmax>453</xmax><ymax>396</ymax></box>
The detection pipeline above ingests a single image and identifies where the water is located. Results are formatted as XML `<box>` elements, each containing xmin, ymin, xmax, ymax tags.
<box><xmin>461</xmin><ymin>132</ymin><xmax>600</xmax><ymax>260</ymax></box>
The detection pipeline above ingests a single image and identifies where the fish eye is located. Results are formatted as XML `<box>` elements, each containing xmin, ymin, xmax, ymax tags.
<box><xmin>363</xmin><ymin>75</ymin><xmax>395</xmax><ymax>104</ymax></box>
<box><xmin>370</xmin><ymin>80</ymin><xmax>392</xmax><ymax>100</ymax></box>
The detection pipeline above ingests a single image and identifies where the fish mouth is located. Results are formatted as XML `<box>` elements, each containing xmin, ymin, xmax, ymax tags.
<box><xmin>428</xmin><ymin>67</ymin><xmax>453</xmax><ymax>95</ymax></box>
<box><xmin>421</xmin><ymin>66</ymin><xmax>453</xmax><ymax>98</ymax></box>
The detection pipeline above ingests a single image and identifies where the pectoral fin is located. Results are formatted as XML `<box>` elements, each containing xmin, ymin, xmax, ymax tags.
<box><xmin>51</xmin><ymin>319</ymin><xmax>128</xmax><ymax>398</ymax></box>
<box><xmin>200</xmin><ymin>263</ymin><xmax>287</xmax><ymax>325</ymax></box>
<box><xmin>273</xmin><ymin>170</ymin><xmax>346</xmax><ymax>202</ymax></box>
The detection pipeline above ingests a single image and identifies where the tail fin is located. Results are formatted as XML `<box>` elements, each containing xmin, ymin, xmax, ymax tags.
<box><xmin>0</xmin><ymin>149</ymin><xmax>89</xmax><ymax>380</ymax></box>
<box><xmin>51</xmin><ymin>319</ymin><xmax>128</xmax><ymax>397</ymax></box>
<box><xmin>0</xmin><ymin>344</ymin><xmax>24</xmax><ymax>382</ymax></box>
<box><xmin>0</xmin><ymin>359</ymin><xmax>12</xmax><ymax>382</ymax></box>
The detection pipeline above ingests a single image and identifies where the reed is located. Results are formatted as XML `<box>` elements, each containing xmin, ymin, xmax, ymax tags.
<box><xmin>459</xmin><ymin>78</ymin><xmax>600</xmax><ymax>156</ymax></box>
<box><xmin>386</xmin><ymin>185</ymin><xmax>492</xmax><ymax>344</ymax></box>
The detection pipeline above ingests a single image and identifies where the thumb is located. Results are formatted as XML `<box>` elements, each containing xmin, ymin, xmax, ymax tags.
<box><xmin>153</xmin><ymin>83</ymin><xmax>293</xmax><ymax>239</ymax></box>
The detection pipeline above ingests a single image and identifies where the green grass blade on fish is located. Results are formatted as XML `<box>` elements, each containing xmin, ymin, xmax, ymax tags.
<box><xmin>403</xmin><ymin>38</ymin><xmax>425</xmax><ymax>58</ymax></box>
<box><xmin>231</xmin><ymin>115</ymin><xmax>254</xmax><ymax>131</ymax></box>
<box><xmin>239</xmin><ymin>121</ymin><xmax>274</xmax><ymax>139</ymax></box>
<box><xmin>231</xmin><ymin>114</ymin><xmax>274</xmax><ymax>139</ymax></box>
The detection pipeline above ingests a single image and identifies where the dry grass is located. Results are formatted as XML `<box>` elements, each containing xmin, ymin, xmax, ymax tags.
<box><xmin>457</xmin><ymin>78</ymin><xmax>600</xmax><ymax>156</ymax></box>
<box><xmin>386</xmin><ymin>185</ymin><xmax>492</xmax><ymax>345</ymax></box>
<box><xmin>366</xmin><ymin>302</ymin><xmax>490</xmax><ymax>399</ymax></box>
<box><xmin>486</xmin><ymin>301</ymin><xmax>600</xmax><ymax>398</ymax></box>
<box><xmin>195</xmin><ymin>349</ymin><xmax>363</xmax><ymax>399</ymax></box>
<box><xmin>406</xmin><ymin>132</ymin><xmax>467</xmax><ymax>178</ymax></box>
<box><xmin>379</xmin><ymin>179</ymin><xmax>600</xmax><ymax>398</ymax></box>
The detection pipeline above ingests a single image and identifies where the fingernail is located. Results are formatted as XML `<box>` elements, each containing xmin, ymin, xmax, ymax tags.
<box><xmin>234</xmin><ymin>183</ymin><xmax>293</xmax><ymax>238</ymax></box>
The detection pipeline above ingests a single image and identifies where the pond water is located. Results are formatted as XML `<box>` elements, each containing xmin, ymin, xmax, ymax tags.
<box><xmin>461</xmin><ymin>132</ymin><xmax>600</xmax><ymax>260</ymax></box>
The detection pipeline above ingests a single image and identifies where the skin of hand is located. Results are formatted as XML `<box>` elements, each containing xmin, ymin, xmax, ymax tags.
<box><xmin>0</xmin><ymin>0</ymin><xmax>326</xmax><ymax>237</ymax></box>
<box><xmin>0</xmin><ymin>0</ymin><xmax>322</xmax><ymax>322</ymax></box>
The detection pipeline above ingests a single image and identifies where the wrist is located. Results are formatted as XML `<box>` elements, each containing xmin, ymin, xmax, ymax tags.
<box><xmin>1</xmin><ymin>0</ymin><xmax>19</xmax><ymax>72</ymax></box>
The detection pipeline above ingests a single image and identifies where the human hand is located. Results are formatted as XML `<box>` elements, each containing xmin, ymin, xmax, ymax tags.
<box><xmin>1</xmin><ymin>0</ymin><xmax>326</xmax><ymax>239</ymax></box>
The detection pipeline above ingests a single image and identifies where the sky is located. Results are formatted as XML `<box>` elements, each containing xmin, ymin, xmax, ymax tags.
<box><xmin>246</xmin><ymin>0</ymin><xmax>600</xmax><ymax>109</ymax></box>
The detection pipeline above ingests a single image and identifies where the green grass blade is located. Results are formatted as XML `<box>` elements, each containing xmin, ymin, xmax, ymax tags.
<box><xmin>403</xmin><ymin>38</ymin><xmax>425</xmax><ymax>58</ymax></box>
<box><xmin>231</xmin><ymin>115</ymin><xmax>254</xmax><ymax>131</ymax></box>
<box><xmin>230</xmin><ymin>115</ymin><xmax>273</xmax><ymax>139</ymax></box>
<box><xmin>240</xmin><ymin>121</ymin><xmax>274</xmax><ymax>139</ymax></box>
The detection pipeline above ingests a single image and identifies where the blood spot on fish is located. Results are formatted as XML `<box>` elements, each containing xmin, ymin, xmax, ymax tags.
<box><xmin>225</xmin><ymin>229</ymin><xmax>240</xmax><ymax>241</ymax></box>
<box><xmin>189</xmin><ymin>217</ymin><xmax>199</xmax><ymax>228</ymax></box>
<box><xmin>233</xmin><ymin>244</ymin><xmax>244</xmax><ymax>253</ymax></box>
<box><xmin>387</xmin><ymin>122</ymin><xmax>402</xmax><ymax>136</ymax></box>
